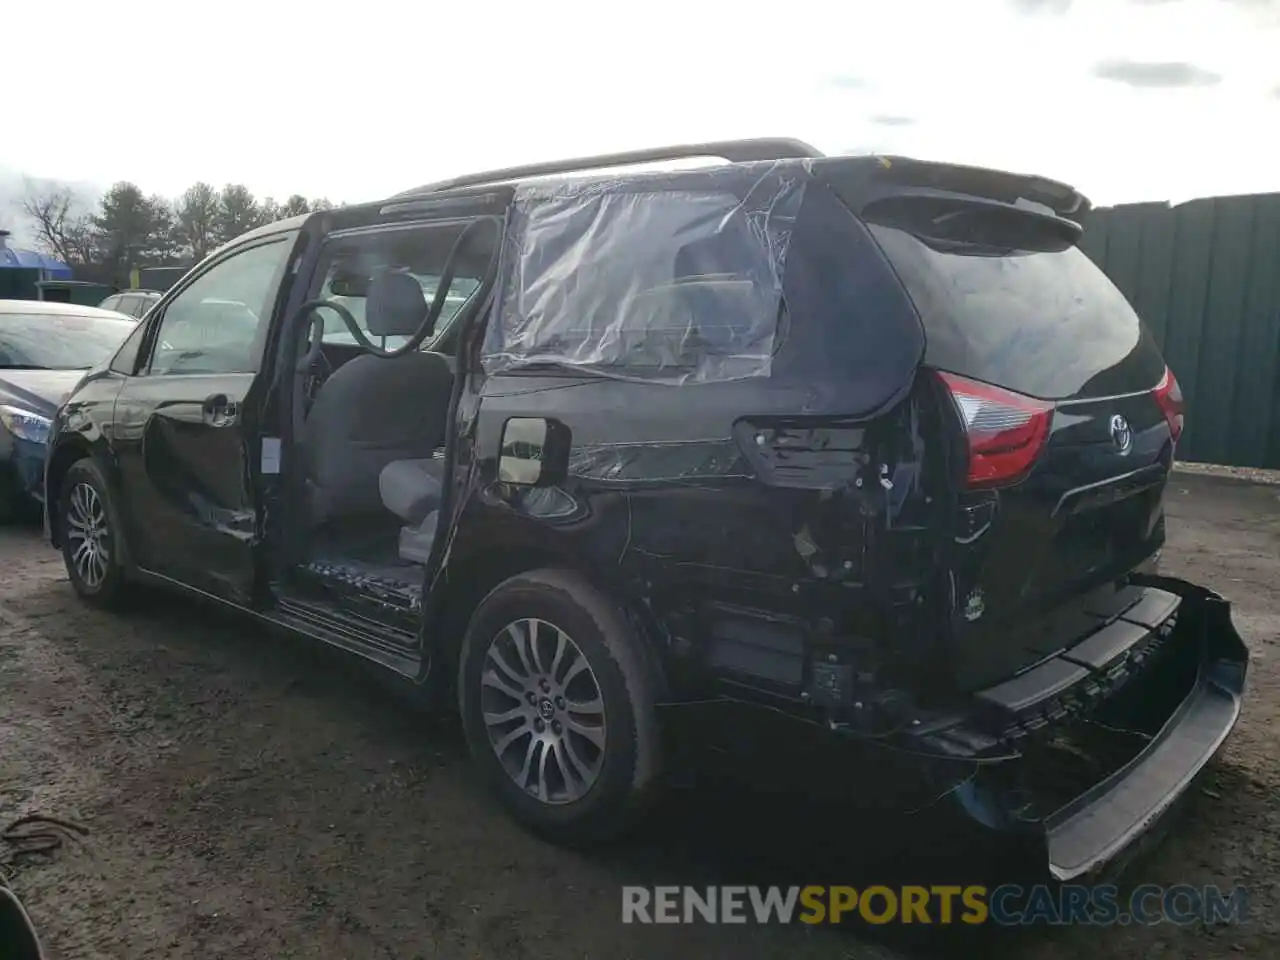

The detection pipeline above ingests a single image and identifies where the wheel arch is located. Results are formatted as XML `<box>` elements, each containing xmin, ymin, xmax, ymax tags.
<box><xmin>46</xmin><ymin>440</ymin><xmax>134</xmax><ymax>573</ymax></box>
<box><xmin>424</xmin><ymin>524</ymin><xmax>671</xmax><ymax>705</ymax></box>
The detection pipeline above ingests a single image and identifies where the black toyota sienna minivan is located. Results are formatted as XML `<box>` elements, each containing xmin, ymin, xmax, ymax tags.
<box><xmin>43</xmin><ymin>139</ymin><xmax>1246</xmax><ymax>880</ymax></box>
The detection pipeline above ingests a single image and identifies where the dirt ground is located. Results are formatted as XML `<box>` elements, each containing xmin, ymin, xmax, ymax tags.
<box><xmin>1</xmin><ymin>470</ymin><xmax>1276</xmax><ymax>959</ymax></box>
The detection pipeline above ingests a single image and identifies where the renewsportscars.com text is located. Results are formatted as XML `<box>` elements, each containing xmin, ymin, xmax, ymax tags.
<box><xmin>621</xmin><ymin>884</ymin><xmax>1248</xmax><ymax>926</ymax></box>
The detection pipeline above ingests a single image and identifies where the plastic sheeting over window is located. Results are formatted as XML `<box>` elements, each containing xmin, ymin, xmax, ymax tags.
<box><xmin>484</xmin><ymin>167</ymin><xmax>806</xmax><ymax>384</ymax></box>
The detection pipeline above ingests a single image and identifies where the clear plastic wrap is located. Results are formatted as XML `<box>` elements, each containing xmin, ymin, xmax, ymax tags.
<box><xmin>483</xmin><ymin>165</ymin><xmax>807</xmax><ymax>384</ymax></box>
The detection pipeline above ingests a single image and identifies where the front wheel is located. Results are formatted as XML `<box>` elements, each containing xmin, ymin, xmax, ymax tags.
<box><xmin>457</xmin><ymin>569</ymin><xmax>662</xmax><ymax>843</ymax></box>
<box><xmin>59</xmin><ymin>458</ymin><xmax>129</xmax><ymax>609</ymax></box>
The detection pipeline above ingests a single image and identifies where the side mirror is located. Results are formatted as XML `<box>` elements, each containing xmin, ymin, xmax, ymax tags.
<box><xmin>499</xmin><ymin>417</ymin><xmax>570</xmax><ymax>487</ymax></box>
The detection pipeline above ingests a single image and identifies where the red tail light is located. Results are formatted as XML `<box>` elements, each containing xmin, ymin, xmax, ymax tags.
<box><xmin>1153</xmin><ymin>367</ymin><xmax>1184</xmax><ymax>444</ymax></box>
<box><xmin>936</xmin><ymin>371</ymin><xmax>1054</xmax><ymax>489</ymax></box>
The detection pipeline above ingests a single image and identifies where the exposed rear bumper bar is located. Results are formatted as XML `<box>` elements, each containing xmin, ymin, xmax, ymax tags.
<box><xmin>903</xmin><ymin>576</ymin><xmax>1249</xmax><ymax>881</ymax></box>
<box><xmin>1041</xmin><ymin>576</ymin><xmax>1247</xmax><ymax>880</ymax></box>
<box><xmin>1045</xmin><ymin>657</ymin><xmax>1241</xmax><ymax>879</ymax></box>
<box><xmin>657</xmin><ymin>576</ymin><xmax>1246</xmax><ymax>883</ymax></box>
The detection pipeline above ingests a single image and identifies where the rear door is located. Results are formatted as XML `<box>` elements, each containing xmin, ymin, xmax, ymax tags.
<box><xmin>863</xmin><ymin>200</ymin><xmax>1184</xmax><ymax>690</ymax></box>
<box><xmin>111</xmin><ymin>230</ymin><xmax>301</xmax><ymax>604</ymax></box>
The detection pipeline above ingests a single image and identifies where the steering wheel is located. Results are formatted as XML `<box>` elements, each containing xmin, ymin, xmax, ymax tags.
<box><xmin>302</xmin><ymin>344</ymin><xmax>331</xmax><ymax>411</ymax></box>
<box><xmin>289</xmin><ymin>300</ymin><xmax>343</xmax><ymax>419</ymax></box>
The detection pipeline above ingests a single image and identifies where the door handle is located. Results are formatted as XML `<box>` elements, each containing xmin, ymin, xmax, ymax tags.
<box><xmin>202</xmin><ymin>393</ymin><xmax>239</xmax><ymax>427</ymax></box>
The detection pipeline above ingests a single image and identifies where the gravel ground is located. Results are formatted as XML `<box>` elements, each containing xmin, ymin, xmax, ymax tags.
<box><xmin>1</xmin><ymin>470</ymin><xmax>1277</xmax><ymax>959</ymax></box>
<box><xmin>1175</xmin><ymin>460</ymin><xmax>1280</xmax><ymax>486</ymax></box>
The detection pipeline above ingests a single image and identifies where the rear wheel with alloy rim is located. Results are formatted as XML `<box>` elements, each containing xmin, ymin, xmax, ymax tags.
<box><xmin>481</xmin><ymin>617</ymin><xmax>607</xmax><ymax>804</ymax></box>
<box><xmin>59</xmin><ymin>459</ymin><xmax>128</xmax><ymax>608</ymax></box>
<box><xmin>458</xmin><ymin>569</ymin><xmax>662</xmax><ymax>842</ymax></box>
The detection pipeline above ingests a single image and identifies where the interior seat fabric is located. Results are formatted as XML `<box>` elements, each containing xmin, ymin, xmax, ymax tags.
<box><xmin>379</xmin><ymin>457</ymin><xmax>446</xmax><ymax>526</ymax></box>
<box><xmin>299</xmin><ymin>270</ymin><xmax>454</xmax><ymax>527</ymax></box>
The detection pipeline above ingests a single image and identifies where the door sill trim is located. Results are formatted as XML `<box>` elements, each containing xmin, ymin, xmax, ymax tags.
<box><xmin>273</xmin><ymin>595</ymin><xmax>422</xmax><ymax>677</ymax></box>
<box><xmin>131</xmin><ymin>567</ymin><xmax>423</xmax><ymax>679</ymax></box>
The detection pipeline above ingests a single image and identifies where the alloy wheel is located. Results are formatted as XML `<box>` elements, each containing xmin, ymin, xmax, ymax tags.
<box><xmin>480</xmin><ymin>618</ymin><xmax>607</xmax><ymax>804</ymax></box>
<box><xmin>65</xmin><ymin>481</ymin><xmax>111</xmax><ymax>590</ymax></box>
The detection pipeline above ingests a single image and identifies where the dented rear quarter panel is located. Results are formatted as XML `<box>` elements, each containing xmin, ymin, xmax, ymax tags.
<box><xmin>457</xmin><ymin>367</ymin><xmax>961</xmax><ymax>705</ymax></box>
<box><xmin>442</xmin><ymin>171</ymin><xmax>966</xmax><ymax>705</ymax></box>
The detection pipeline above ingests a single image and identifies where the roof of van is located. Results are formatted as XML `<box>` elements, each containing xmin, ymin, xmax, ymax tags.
<box><xmin>393</xmin><ymin>138</ymin><xmax>825</xmax><ymax>198</ymax></box>
<box><xmin>386</xmin><ymin>138</ymin><xmax>1089</xmax><ymax>218</ymax></box>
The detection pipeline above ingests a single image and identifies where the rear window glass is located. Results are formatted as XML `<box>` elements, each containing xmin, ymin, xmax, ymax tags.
<box><xmin>867</xmin><ymin>219</ymin><xmax>1166</xmax><ymax>400</ymax></box>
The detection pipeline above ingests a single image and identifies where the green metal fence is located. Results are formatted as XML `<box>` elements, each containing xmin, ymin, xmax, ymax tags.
<box><xmin>1080</xmin><ymin>193</ymin><xmax>1280</xmax><ymax>469</ymax></box>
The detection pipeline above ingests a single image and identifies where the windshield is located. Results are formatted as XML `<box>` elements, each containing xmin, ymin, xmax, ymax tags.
<box><xmin>0</xmin><ymin>311</ymin><xmax>135</xmax><ymax>369</ymax></box>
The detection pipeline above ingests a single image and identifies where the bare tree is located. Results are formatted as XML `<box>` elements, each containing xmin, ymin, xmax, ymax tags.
<box><xmin>17</xmin><ymin>174</ymin><xmax>347</xmax><ymax>275</ymax></box>
<box><xmin>19</xmin><ymin>178</ymin><xmax>95</xmax><ymax>265</ymax></box>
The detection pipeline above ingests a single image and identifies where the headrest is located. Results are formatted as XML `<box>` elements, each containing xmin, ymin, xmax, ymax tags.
<box><xmin>365</xmin><ymin>270</ymin><xmax>429</xmax><ymax>338</ymax></box>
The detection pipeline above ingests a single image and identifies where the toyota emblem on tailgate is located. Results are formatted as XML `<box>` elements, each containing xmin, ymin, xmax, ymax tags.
<box><xmin>1110</xmin><ymin>414</ymin><xmax>1133</xmax><ymax>454</ymax></box>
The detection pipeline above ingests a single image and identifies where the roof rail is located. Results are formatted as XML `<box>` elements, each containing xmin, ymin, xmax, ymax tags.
<box><xmin>395</xmin><ymin>138</ymin><xmax>824</xmax><ymax>197</ymax></box>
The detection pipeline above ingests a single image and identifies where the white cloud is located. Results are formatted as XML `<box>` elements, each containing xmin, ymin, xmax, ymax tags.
<box><xmin>2</xmin><ymin>0</ymin><xmax>1277</xmax><ymax>208</ymax></box>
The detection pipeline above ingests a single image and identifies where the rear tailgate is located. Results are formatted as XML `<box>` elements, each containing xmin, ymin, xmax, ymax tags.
<box><xmin>858</xmin><ymin>191</ymin><xmax>1185</xmax><ymax>692</ymax></box>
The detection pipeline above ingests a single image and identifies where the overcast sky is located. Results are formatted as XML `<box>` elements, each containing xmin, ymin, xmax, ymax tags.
<box><xmin>5</xmin><ymin>0</ymin><xmax>1279</xmax><ymax>208</ymax></box>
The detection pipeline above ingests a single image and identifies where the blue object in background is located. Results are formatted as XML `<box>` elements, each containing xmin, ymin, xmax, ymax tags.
<box><xmin>0</xmin><ymin>230</ymin><xmax>72</xmax><ymax>279</ymax></box>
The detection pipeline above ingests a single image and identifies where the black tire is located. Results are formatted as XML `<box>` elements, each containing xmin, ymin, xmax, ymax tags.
<box><xmin>457</xmin><ymin>569</ymin><xmax>662</xmax><ymax>843</ymax></box>
<box><xmin>58</xmin><ymin>458</ymin><xmax>130</xmax><ymax>609</ymax></box>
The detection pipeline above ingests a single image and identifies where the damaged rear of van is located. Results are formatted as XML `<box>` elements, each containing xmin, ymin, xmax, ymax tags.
<box><xmin>437</xmin><ymin>147</ymin><xmax>1248</xmax><ymax>879</ymax></box>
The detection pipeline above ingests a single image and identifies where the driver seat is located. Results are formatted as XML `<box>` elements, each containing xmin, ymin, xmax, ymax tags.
<box><xmin>299</xmin><ymin>271</ymin><xmax>454</xmax><ymax>529</ymax></box>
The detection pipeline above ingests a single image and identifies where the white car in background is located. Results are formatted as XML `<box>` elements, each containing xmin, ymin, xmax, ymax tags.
<box><xmin>98</xmin><ymin>290</ymin><xmax>163</xmax><ymax>320</ymax></box>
